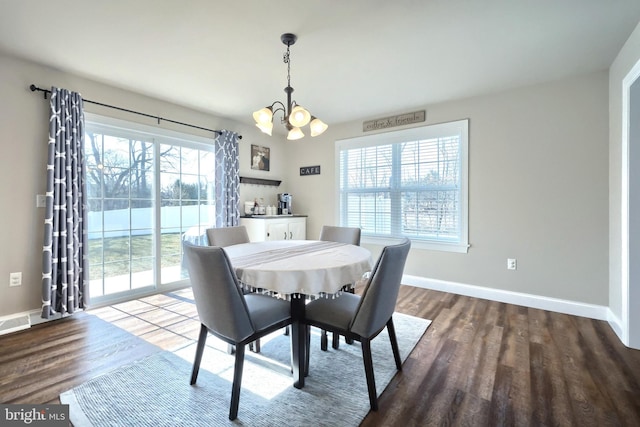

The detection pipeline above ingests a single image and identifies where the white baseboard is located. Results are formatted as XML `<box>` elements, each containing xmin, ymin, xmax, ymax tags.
<box><xmin>27</xmin><ymin>308</ymin><xmax>79</xmax><ymax>327</ymax></box>
<box><xmin>606</xmin><ymin>310</ymin><xmax>625</xmax><ymax>343</ymax></box>
<box><xmin>29</xmin><ymin>309</ymin><xmax>61</xmax><ymax>326</ymax></box>
<box><xmin>403</xmin><ymin>275</ymin><xmax>611</xmax><ymax>321</ymax></box>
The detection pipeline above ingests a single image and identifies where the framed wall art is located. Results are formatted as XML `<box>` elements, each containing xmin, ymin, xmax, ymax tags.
<box><xmin>251</xmin><ymin>144</ymin><xmax>270</xmax><ymax>171</ymax></box>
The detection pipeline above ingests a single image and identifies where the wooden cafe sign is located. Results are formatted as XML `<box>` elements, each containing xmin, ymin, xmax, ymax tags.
<box><xmin>363</xmin><ymin>110</ymin><xmax>425</xmax><ymax>132</ymax></box>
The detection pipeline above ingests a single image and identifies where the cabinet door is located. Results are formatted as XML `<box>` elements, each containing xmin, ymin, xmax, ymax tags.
<box><xmin>288</xmin><ymin>220</ymin><xmax>306</xmax><ymax>240</ymax></box>
<box><xmin>240</xmin><ymin>218</ymin><xmax>266</xmax><ymax>242</ymax></box>
<box><xmin>266</xmin><ymin>222</ymin><xmax>289</xmax><ymax>241</ymax></box>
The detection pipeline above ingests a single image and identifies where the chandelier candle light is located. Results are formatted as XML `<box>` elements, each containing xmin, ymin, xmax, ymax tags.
<box><xmin>253</xmin><ymin>33</ymin><xmax>328</xmax><ymax>140</ymax></box>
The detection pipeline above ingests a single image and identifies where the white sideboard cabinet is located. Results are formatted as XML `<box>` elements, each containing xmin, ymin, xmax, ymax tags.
<box><xmin>240</xmin><ymin>216</ymin><xmax>307</xmax><ymax>242</ymax></box>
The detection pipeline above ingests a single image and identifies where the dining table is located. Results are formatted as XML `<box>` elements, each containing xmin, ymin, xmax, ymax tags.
<box><xmin>223</xmin><ymin>239</ymin><xmax>373</xmax><ymax>388</ymax></box>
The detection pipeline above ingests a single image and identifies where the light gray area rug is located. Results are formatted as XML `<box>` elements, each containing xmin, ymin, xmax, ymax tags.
<box><xmin>61</xmin><ymin>313</ymin><xmax>430</xmax><ymax>427</ymax></box>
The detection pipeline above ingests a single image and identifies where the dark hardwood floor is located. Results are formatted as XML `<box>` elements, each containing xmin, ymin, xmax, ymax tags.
<box><xmin>1</xmin><ymin>285</ymin><xmax>640</xmax><ymax>426</ymax></box>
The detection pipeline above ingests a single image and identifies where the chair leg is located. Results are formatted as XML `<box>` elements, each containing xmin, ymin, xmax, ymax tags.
<box><xmin>361</xmin><ymin>338</ymin><xmax>378</xmax><ymax>411</ymax></box>
<box><xmin>229</xmin><ymin>344</ymin><xmax>245</xmax><ymax>421</ymax></box>
<box><xmin>190</xmin><ymin>324</ymin><xmax>208</xmax><ymax>385</ymax></box>
<box><xmin>387</xmin><ymin>318</ymin><xmax>402</xmax><ymax>370</ymax></box>
<box><xmin>328</xmin><ymin>285</ymin><xmax>356</xmax><ymax>349</ymax></box>
<box><xmin>332</xmin><ymin>332</ymin><xmax>340</xmax><ymax>349</ymax></box>
<box><xmin>305</xmin><ymin>325</ymin><xmax>311</xmax><ymax>376</ymax></box>
<box><xmin>249</xmin><ymin>339</ymin><xmax>261</xmax><ymax>353</ymax></box>
<box><xmin>344</xmin><ymin>287</ymin><xmax>355</xmax><ymax>345</ymax></box>
<box><xmin>321</xmin><ymin>330</ymin><xmax>328</xmax><ymax>351</ymax></box>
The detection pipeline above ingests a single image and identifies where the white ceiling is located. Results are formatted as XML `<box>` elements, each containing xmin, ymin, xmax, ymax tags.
<box><xmin>2</xmin><ymin>0</ymin><xmax>640</xmax><ymax>132</ymax></box>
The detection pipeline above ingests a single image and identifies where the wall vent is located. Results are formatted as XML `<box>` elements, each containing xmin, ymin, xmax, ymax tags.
<box><xmin>0</xmin><ymin>314</ymin><xmax>31</xmax><ymax>336</ymax></box>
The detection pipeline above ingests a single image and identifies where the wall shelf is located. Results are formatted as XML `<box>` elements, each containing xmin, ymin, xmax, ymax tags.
<box><xmin>240</xmin><ymin>176</ymin><xmax>282</xmax><ymax>186</ymax></box>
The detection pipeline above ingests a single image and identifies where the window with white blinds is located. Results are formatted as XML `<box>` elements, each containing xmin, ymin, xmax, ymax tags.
<box><xmin>336</xmin><ymin>119</ymin><xmax>469</xmax><ymax>252</ymax></box>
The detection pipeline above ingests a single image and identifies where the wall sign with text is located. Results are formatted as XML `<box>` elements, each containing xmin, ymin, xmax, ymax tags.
<box><xmin>363</xmin><ymin>110</ymin><xmax>426</xmax><ymax>132</ymax></box>
<box><xmin>300</xmin><ymin>165</ymin><xmax>321</xmax><ymax>176</ymax></box>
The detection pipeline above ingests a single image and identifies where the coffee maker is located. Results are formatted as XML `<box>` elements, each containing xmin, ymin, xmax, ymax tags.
<box><xmin>277</xmin><ymin>193</ymin><xmax>292</xmax><ymax>215</ymax></box>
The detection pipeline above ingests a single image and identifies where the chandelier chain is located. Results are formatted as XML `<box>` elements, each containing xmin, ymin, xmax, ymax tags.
<box><xmin>284</xmin><ymin>44</ymin><xmax>291</xmax><ymax>89</ymax></box>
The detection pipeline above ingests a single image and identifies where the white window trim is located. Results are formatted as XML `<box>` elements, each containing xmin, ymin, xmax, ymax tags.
<box><xmin>335</xmin><ymin>120</ymin><xmax>469</xmax><ymax>253</ymax></box>
<box><xmin>84</xmin><ymin>113</ymin><xmax>214</xmax><ymax>148</ymax></box>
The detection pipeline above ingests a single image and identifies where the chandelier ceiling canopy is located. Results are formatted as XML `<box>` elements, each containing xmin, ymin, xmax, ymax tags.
<box><xmin>252</xmin><ymin>33</ymin><xmax>328</xmax><ymax>140</ymax></box>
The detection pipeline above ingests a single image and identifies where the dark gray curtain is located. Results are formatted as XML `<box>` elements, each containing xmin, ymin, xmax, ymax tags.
<box><xmin>214</xmin><ymin>130</ymin><xmax>240</xmax><ymax>227</ymax></box>
<box><xmin>41</xmin><ymin>87</ymin><xmax>89</xmax><ymax>319</ymax></box>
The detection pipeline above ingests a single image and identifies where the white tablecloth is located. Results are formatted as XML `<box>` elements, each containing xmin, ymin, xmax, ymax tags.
<box><xmin>223</xmin><ymin>240</ymin><xmax>373</xmax><ymax>298</ymax></box>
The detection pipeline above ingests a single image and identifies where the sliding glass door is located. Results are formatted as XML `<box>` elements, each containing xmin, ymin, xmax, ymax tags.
<box><xmin>84</xmin><ymin>115</ymin><xmax>215</xmax><ymax>304</ymax></box>
<box><xmin>158</xmin><ymin>143</ymin><xmax>215</xmax><ymax>284</ymax></box>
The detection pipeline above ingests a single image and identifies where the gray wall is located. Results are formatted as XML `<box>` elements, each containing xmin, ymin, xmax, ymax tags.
<box><xmin>285</xmin><ymin>71</ymin><xmax>610</xmax><ymax>306</ymax></box>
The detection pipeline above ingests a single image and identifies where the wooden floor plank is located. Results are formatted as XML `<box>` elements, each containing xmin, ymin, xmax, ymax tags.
<box><xmin>488</xmin><ymin>363</ymin><xmax>516</xmax><ymax>426</ymax></box>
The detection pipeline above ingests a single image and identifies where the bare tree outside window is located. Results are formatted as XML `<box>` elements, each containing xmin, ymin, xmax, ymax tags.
<box><xmin>85</xmin><ymin>126</ymin><xmax>215</xmax><ymax>301</ymax></box>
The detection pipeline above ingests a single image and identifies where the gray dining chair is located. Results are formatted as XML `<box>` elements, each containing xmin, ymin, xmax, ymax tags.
<box><xmin>304</xmin><ymin>238</ymin><xmax>411</xmax><ymax>411</ymax></box>
<box><xmin>206</xmin><ymin>225</ymin><xmax>250</xmax><ymax>247</ymax></box>
<box><xmin>209</xmin><ymin>225</ymin><xmax>293</xmax><ymax>347</ymax></box>
<box><xmin>182</xmin><ymin>242</ymin><xmax>292</xmax><ymax>421</ymax></box>
<box><xmin>206</xmin><ymin>225</ymin><xmax>262</xmax><ymax>352</ymax></box>
<box><xmin>318</xmin><ymin>225</ymin><xmax>362</xmax><ymax>350</ymax></box>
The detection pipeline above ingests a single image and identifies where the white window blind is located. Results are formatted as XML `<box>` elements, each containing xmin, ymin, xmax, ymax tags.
<box><xmin>336</xmin><ymin>119</ymin><xmax>469</xmax><ymax>252</ymax></box>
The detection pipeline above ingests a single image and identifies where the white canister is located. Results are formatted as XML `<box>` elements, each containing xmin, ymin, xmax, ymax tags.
<box><xmin>244</xmin><ymin>201</ymin><xmax>254</xmax><ymax>215</ymax></box>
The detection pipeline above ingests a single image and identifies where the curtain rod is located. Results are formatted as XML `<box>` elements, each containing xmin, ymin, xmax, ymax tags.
<box><xmin>29</xmin><ymin>84</ymin><xmax>242</xmax><ymax>139</ymax></box>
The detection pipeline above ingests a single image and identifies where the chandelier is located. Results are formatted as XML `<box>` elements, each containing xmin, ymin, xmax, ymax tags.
<box><xmin>253</xmin><ymin>33</ymin><xmax>328</xmax><ymax>140</ymax></box>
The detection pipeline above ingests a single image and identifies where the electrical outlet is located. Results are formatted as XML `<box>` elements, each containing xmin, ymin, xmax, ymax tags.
<box><xmin>507</xmin><ymin>258</ymin><xmax>517</xmax><ymax>270</ymax></box>
<box><xmin>9</xmin><ymin>272</ymin><xmax>22</xmax><ymax>287</ymax></box>
<box><xmin>36</xmin><ymin>194</ymin><xmax>46</xmax><ymax>208</ymax></box>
